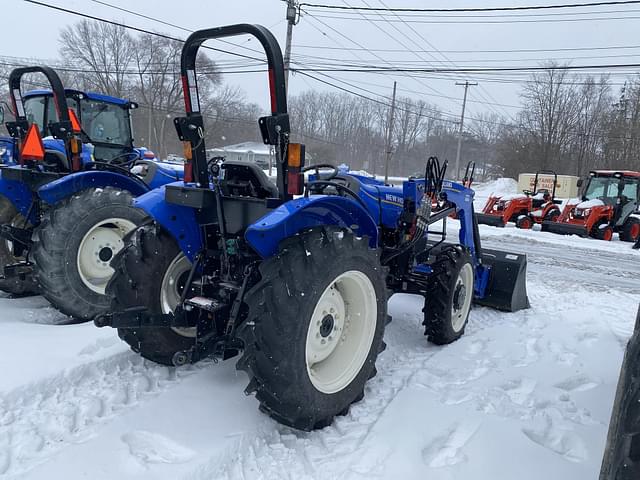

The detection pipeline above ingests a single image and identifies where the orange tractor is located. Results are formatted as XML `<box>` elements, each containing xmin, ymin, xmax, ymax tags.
<box><xmin>476</xmin><ymin>170</ymin><xmax>562</xmax><ymax>229</ymax></box>
<box><xmin>542</xmin><ymin>170</ymin><xmax>640</xmax><ymax>242</ymax></box>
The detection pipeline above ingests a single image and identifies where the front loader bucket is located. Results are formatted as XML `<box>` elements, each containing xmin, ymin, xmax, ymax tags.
<box><xmin>475</xmin><ymin>248</ymin><xmax>530</xmax><ymax>312</ymax></box>
<box><xmin>476</xmin><ymin>213</ymin><xmax>506</xmax><ymax>227</ymax></box>
<box><xmin>541</xmin><ymin>221</ymin><xmax>588</xmax><ymax>237</ymax></box>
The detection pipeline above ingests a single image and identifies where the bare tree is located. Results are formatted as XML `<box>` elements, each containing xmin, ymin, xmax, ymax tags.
<box><xmin>519</xmin><ymin>62</ymin><xmax>581</xmax><ymax>171</ymax></box>
<box><xmin>59</xmin><ymin>20</ymin><xmax>135</xmax><ymax>97</ymax></box>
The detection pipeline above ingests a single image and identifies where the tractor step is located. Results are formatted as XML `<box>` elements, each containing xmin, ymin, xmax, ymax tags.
<box><xmin>2</xmin><ymin>261</ymin><xmax>33</xmax><ymax>280</ymax></box>
<box><xmin>0</xmin><ymin>224</ymin><xmax>32</xmax><ymax>249</ymax></box>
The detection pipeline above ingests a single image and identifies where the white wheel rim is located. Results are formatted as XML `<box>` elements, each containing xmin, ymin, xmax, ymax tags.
<box><xmin>76</xmin><ymin>217</ymin><xmax>137</xmax><ymax>295</ymax></box>
<box><xmin>451</xmin><ymin>262</ymin><xmax>474</xmax><ymax>332</ymax></box>
<box><xmin>305</xmin><ymin>270</ymin><xmax>378</xmax><ymax>394</ymax></box>
<box><xmin>160</xmin><ymin>253</ymin><xmax>196</xmax><ymax>338</ymax></box>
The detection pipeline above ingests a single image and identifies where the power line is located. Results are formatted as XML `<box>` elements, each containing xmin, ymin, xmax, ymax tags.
<box><xmin>289</xmin><ymin>63</ymin><xmax>640</xmax><ymax>73</ymax></box>
<box><xmin>22</xmin><ymin>0</ymin><xmax>266</xmax><ymax>63</ymax></box>
<box><xmin>372</xmin><ymin>0</ymin><xmax>515</xmax><ymax>121</ymax></box>
<box><xmin>89</xmin><ymin>0</ymin><xmax>283</xmax><ymax>59</ymax></box>
<box><xmin>303</xmin><ymin>6</ymin><xmax>640</xmax><ymax>17</ymax></box>
<box><xmin>299</xmin><ymin>1</ymin><xmax>640</xmax><ymax>13</ymax></box>
<box><xmin>292</xmin><ymin>43</ymin><xmax>640</xmax><ymax>54</ymax></box>
<box><xmin>307</xmin><ymin>12</ymin><xmax>640</xmax><ymax>23</ymax></box>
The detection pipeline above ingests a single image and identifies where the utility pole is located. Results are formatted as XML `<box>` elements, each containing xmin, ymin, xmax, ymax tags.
<box><xmin>284</xmin><ymin>0</ymin><xmax>299</xmax><ymax>92</ymax></box>
<box><xmin>384</xmin><ymin>81</ymin><xmax>397</xmax><ymax>184</ymax></box>
<box><xmin>454</xmin><ymin>81</ymin><xmax>477</xmax><ymax>180</ymax></box>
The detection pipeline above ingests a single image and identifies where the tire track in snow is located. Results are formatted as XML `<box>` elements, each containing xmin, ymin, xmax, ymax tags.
<box><xmin>186</xmin><ymin>297</ymin><xmax>509</xmax><ymax>480</ymax></box>
<box><xmin>188</xmin><ymin>273</ymin><xmax>629</xmax><ymax>479</ymax></box>
<box><xmin>0</xmin><ymin>351</ymin><xmax>205</xmax><ymax>478</ymax></box>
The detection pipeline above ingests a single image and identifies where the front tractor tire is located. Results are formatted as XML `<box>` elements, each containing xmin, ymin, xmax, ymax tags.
<box><xmin>236</xmin><ymin>227</ymin><xmax>387</xmax><ymax>431</ymax></box>
<box><xmin>32</xmin><ymin>187</ymin><xmax>148</xmax><ymax>321</ymax></box>
<box><xmin>423</xmin><ymin>247</ymin><xmax>474</xmax><ymax>345</ymax></box>
<box><xmin>0</xmin><ymin>195</ymin><xmax>38</xmax><ymax>296</ymax></box>
<box><xmin>592</xmin><ymin>222</ymin><xmax>614</xmax><ymax>241</ymax></box>
<box><xmin>516</xmin><ymin>215</ymin><xmax>533</xmax><ymax>229</ymax></box>
<box><xmin>107</xmin><ymin>223</ymin><xmax>197</xmax><ymax>366</ymax></box>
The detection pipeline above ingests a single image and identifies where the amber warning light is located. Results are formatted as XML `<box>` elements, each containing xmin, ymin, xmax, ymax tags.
<box><xmin>287</xmin><ymin>143</ymin><xmax>305</xmax><ymax>195</ymax></box>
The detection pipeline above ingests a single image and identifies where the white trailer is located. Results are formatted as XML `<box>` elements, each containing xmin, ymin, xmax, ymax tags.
<box><xmin>517</xmin><ymin>173</ymin><xmax>580</xmax><ymax>199</ymax></box>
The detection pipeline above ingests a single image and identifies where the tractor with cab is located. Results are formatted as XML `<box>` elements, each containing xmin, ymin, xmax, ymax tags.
<box><xmin>542</xmin><ymin>170</ymin><xmax>640</xmax><ymax>242</ymax></box>
<box><xmin>0</xmin><ymin>65</ymin><xmax>183</xmax><ymax>319</ymax></box>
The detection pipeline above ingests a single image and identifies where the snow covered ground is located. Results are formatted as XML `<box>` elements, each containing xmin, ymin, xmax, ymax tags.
<box><xmin>0</xmin><ymin>179</ymin><xmax>639</xmax><ymax>479</ymax></box>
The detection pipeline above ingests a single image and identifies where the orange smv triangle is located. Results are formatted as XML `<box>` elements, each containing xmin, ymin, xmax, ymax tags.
<box><xmin>68</xmin><ymin>108</ymin><xmax>81</xmax><ymax>133</ymax></box>
<box><xmin>20</xmin><ymin>124</ymin><xmax>45</xmax><ymax>162</ymax></box>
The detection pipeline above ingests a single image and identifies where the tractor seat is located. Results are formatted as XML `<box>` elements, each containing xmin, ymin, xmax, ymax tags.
<box><xmin>221</xmin><ymin>160</ymin><xmax>278</xmax><ymax>199</ymax></box>
<box><xmin>43</xmin><ymin>148</ymin><xmax>69</xmax><ymax>171</ymax></box>
<box><xmin>531</xmin><ymin>191</ymin><xmax>551</xmax><ymax>209</ymax></box>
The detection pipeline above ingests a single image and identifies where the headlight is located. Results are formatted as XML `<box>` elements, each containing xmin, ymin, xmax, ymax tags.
<box><xmin>0</xmin><ymin>147</ymin><xmax>6</xmax><ymax>156</ymax></box>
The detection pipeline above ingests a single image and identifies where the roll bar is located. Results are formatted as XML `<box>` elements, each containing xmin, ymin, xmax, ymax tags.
<box><xmin>7</xmin><ymin>66</ymin><xmax>73</xmax><ymax>141</ymax></box>
<box><xmin>175</xmin><ymin>24</ymin><xmax>291</xmax><ymax>200</ymax></box>
<box><xmin>533</xmin><ymin>169</ymin><xmax>558</xmax><ymax>199</ymax></box>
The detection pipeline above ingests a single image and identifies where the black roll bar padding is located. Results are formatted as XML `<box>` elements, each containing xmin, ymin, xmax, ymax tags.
<box><xmin>534</xmin><ymin>169</ymin><xmax>558</xmax><ymax>199</ymax></box>
<box><xmin>179</xmin><ymin>24</ymin><xmax>289</xmax><ymax>198</ymax></box>
<box><xmin>8</xmin><ymin>66</ymin><xmax>72</xmax><ymax>132</ymax></box>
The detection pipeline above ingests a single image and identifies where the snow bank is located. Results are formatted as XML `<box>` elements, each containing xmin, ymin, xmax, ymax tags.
<box><xmin>472</xmin><ymin>177</ymin><xmax>518</xmax><ymax>208</ymax></box>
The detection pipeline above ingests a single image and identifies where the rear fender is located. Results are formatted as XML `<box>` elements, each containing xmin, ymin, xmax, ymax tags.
<box><xmin>245</xmin><ymin>195</ymin><xmax>378</xmax><ymax>258</ymax></box>
<box><xmin>0</xmin><ymin>175</ymin><xmax>35</xmax><ymax>221</ymax></box>
<box><xmin>133</xmin><ymin>184</ymin><xmax>202</xmax><ymax>262</ymax></box>
<box><xmin>37</xmin><ymin>170</ymin><xmax>150</xmax><ymax>205</ymax></box>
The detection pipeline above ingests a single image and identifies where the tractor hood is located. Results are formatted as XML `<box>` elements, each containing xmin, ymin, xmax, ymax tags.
<box><xmin>497</xmin><ymin>193</ymin><xmax>527</xmax><ymax>201</ymax></box>
<box><xmin>576</xmin><ymin>198</ymin><xmax>605</xmax><ymax>209</ymax></box>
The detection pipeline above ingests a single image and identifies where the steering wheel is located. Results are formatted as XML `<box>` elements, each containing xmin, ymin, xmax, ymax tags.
<box><xmin>302</xmin><ymin>164</ymin><xmax>339</xmax><ymax>182</ymax></box>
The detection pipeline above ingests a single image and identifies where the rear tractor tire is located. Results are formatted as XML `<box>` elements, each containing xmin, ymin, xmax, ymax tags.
<box><xmin>0</xmin><ymin>195</ymin><xmax>38</xmax><ymax>296</ymax></box>
<box><xmin>107</xmin><ymin>223</ymin><xmax>198</xmax><ymax>366</ymax></box>
<box><xmin>620</xmin><ymin>217</ymin><xmax>640</xmax><ymax>243</ymax></box>
<box><xmin>423</xmin><ymin>247</ymin><xmax>474</xmax><ymax>345</ymax></box>
<box><xmin>32</xmin><ymin>187</ymin><xmax>148</xmax><ymax>321</ymax></box>
<box><xmin>236</xmin><ymin>227</ymin><xmax>387</xmax><ymax>431</ymax></box>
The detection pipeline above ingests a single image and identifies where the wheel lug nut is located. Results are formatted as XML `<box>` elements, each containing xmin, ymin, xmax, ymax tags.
<box><xmin>321</xmin><ymin>339</ymin><xmax>326</xmax><ymax>345</ymax></box>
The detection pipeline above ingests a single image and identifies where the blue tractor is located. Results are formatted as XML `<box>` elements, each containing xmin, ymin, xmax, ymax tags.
<box><xmin>0</xmin><ymin>65</ymin><xmax>183</xmax><ymax>319</ymax></box>
<box><xmin>95</xmin><ymin>24</ymin><xmax>529</xmax><ymax>431</ymax></box>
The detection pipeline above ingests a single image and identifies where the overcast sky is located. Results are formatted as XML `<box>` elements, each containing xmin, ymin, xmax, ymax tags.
<box><xmin>6</xmin><ymin>0</ymin><xmax>640</xmax><ymax>125</ymax></box>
